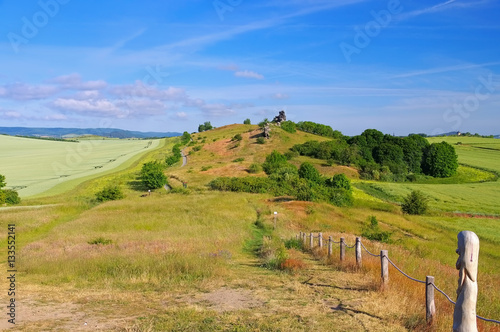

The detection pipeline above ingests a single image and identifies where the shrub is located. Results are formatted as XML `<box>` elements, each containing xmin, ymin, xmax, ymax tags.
<box><xmin>232</xmin><ymin>157</ymin><xmax>245</xmax><ymax>162</ymax></box>
<box><xmin>401</xmin><ymin>190</ymin><xmax>428</xmax><ymax>215</ymax></box>
<box><xmin>280</xmin><ymin>120</ymin><xmax>296</xmax><ymax>133</ymax></box>
<box><xmin>88</xmin><ymin>237</ymin><xmax>113</xmax><ymax>245</ymax></box>
<box><xmin>95</xmin><ymin>185</ymin><xmax>124</xmax><ymax>202</ymax></box>
<box><xmin>361</xmin><ymin>216</ymin><xmax>392</xmax><ymax>243</ymax></box>
<box><xmin>248</xmin><ymin>163</ymin><xmax>262</xmax><ymax>173</ymax></box>
<box><xmin>3</xmin><ymin>189</ymin><xmax>20</xmax><ymax>205</ymax></box>
<box><xmin>201</xmin><ymin>165</ymin><xmax>213</xmax><ymax>172</ymax></box>
<box><xmin>232</xmin><ymin>134</ymin><xmax>243</xmax><ymax>141</ymax></box>
<box><xmin>298</xmin><ymin>162</ymin><xmax>321</xmax><ymax>183</ymax></box>
<box><xmin>284</xmin><ymin>238</ymin><xmax>302</xmax><ymax>250</ymax></box>
<box><xmin>141</xmin><ymin>161</ymin><xmax>167</xmax><ymax>189</ymax></box>
<box><xmin>284</xmin><ymin>150</ymin><xmax>299</xmax><ymax>160</ymax></box>
<box><xmin>326</xmin><ymin>173</ymin><xmax>351</xmax><ymax>191</ymax></box>
<box><xmin>262</xmin><ymin>151</ymin><xmax>289</xmax><ymax>175</ymax></box>
<box><xmin>256</xmin><ymin>137</ymin><xmax>266</xmax><ymax>144</ymax></box>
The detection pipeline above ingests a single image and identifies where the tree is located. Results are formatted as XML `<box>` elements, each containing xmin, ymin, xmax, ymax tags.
<box><xmin>243</xmin><ymin>118</ymin><xmax>251</xmax><ymax>125</ymax></box>
<box><xmin>423</xmin><ymin>142</ymin><xmax>458</xmax><ymax>178</ymax></box>
<box><xmin>401</xmin><ymin>190</ymin><xmax>428</xmax><ymax>215</ymax></box>
<box><xmin>198</xmin><ymin>123</ymin><xmax>205</xmax><ymax>133</ymax></box>
<box><xmin>0</xmin><ymin>174</ymin><xmax>5</xmax><ymax>189</ymax></box>
<box><xmin>141</xmin><ymin>161</ymin><xmax>167</xmax><ymax>189</ymax></box>
<box><xmin>181</xmin><ymin>131</ymin><xmax>191</xmax><ymax>144</ymax></box>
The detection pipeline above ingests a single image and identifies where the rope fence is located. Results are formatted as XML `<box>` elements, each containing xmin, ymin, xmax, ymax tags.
<box><xmin>297</xmin><ymin>231</ymin><xmax>500</xmax><ymax>326</ymax></box>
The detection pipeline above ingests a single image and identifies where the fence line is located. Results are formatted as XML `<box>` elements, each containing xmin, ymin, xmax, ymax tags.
<box><xmin>298</xmin><ymin>231</ymin><xmax>500</xmax><ymax>325</ymax></box>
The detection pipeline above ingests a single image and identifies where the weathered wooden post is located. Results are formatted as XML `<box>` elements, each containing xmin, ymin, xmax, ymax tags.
<box><xmin>273</xmin><ymin>211</ymin><xmax>278</xmax><ymax>230</ymax></box>
<box><xmin>426</xmin><ymin>276</ymin><xmax>436</xmax><ymax>323</ymax></box>
<box><xmin>309</xmin><ymin>232</ymin><xmax>314</xmax><ymax>249</ymax></box>
<box><xmin>453</xmin><ymin>231</ymin><xmax>479</xmax><ymax>332</ymax></box>
<box><xmin>302</xmin><ymin>232</ymin><xmax>307</xmax><ymax>247</ymax></box>
<box><xmin>340</xmin><ymin>237</ymin><xmax>345</xmax><ymax>261</ymax></box>
<box><xmin>355</xmin><ymin>237</ymin><xmax>362</xmax><ymax>268</ymax></box>
<box><xmin>381</xmin><ymin>250</ymin><xmax>389</xmax><ymax>286</ymax></box>
<box><xmin>328</xmin><ymin>236</ymin><xmax>333</xmax><ymax>257</ymax></box>
<box><xmin>318</xmin><ymin>232</ymin><xmax>323</xmax><ymax>249</ymax></box>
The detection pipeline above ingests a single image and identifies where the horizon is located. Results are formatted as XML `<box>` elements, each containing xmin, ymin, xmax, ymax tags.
<box><xmin>1</xmin><ymin>1</ymin><xmax>499</xmax><ymax>136</ymax></box>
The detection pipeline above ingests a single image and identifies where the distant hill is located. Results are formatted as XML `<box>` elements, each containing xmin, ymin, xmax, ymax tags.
<box><xmin>0</xmin><ymin>127</ymin><xmax>181</xmax><ymax>139</ymax></box>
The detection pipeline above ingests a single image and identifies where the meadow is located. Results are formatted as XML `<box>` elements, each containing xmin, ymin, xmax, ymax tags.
<box><xmin>0</xmin><ymin>135</ymin><xmax>161</xmax><ymax>198</ymax></box>
<box><xmin>0</xmin><ymin>126</ymin><xmax>499</xmax><ymax>331</ymax></box>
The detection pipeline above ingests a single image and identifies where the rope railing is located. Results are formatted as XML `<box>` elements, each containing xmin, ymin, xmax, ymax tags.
<box><xmin>386</xmin><ymin>256</ymin><xmax>426</xmax><ymax>284</ymax></box>
<box><xmin>360</xmin><ymin>241</ymin><xmax>381</xmax><ymax>257</ymax></box>
<box><xmin>298</xmin><ymin>231</ymin><xmax>500</xmax><ymax>326</ymax></box>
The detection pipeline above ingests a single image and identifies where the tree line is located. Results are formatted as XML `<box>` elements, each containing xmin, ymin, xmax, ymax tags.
<box><xmin>292</xmin><ymin>129</ymin><xmax>458</xmax><ymax>181</ymax></box>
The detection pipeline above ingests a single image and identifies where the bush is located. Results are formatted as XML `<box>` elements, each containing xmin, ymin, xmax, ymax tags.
<box><xmin>232</xmin><ymin>134</ymin><xmax>243</xmax><ymax>141</ymax></box>
<box><xmin>232</xmin><ymin>157</ymin><xmax>245</xmax><ymax>162</ymax></box>
<box><xmin>141</xmin><ymin>161</ymin><xmax>167</xmax><ymax>189</ymax></box>
<box><xmin>401</xmin><ymin>190</ymin><xmax>428</xmax><ymax>215</ymax></box>
<box><xmin>262</xmin><ymin>151</ymin><xmax>289</xmax><ymax>175</ymax></box>
<box><xmin>256</xmin><ymin>137</ymin><xmax>266</xmax><ymax>144</ymax></box>
<box><xmin>361</xmin><ymin>216</ymin><xmax>392</xmax><ymax>243</ymax></box>
<box><xmin>248</xmin><ymin>163</ymin><xmax>262</xmax><ymax>173</ymax></box>
<box><xmin>95</xmin><ymin>185</ymin><xmax>124</xmax><ymax>202</ymax></box>
<box><xmin>0</xmin><ymin>175</ymin><xmax>20</xmax><ymax>205</ymax></box>
<box><xmin>298</xmin><ymin>162</ymin><xmax>321</xmax><ymax>183</ymax></box>
<box><xmin>88</xmin><ymin>237</ymin><xmax>113</xmax><ymax>245</ymax></box>
<box><xmin>280</xmin><ymin>120</ymin><xmax>296</xmax><ymax>133</ymax></box>
<box><xmin>326</xmin><ymin>173</ymin><xmax>351</xmax><ymax>191</ymax></box>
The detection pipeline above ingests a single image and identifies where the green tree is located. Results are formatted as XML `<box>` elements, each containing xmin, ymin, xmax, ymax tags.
<box><xmin>198</xmin><ymin>123</ymin><xmax>205</xmax><ymax>133</ymax></box>
<box><xmin>423</xmin><ymin>142</ymin><xmax>458</xmax><ymax>178</ymax></box>
<box><xmin>243</xmin><ymin>118</ymin><xmax>251</xmax><ymax>125</ymax></box>
<box><xmin>401</xmin><ymin>190</ymin><xmax>428</xmax><ymax>215</ymax></box>
<box><xmin>141</xmin><ymin>161</ymin><xmax>167</xmax><ymax>189</ymax></box>
<box><xmin>0</xmin><ymin>174</ymin><xmax>5</xmax><ymax>189</ymax></box>
<box><xmin>181</xmin><ymin>131</ymin><xmax>191</xmax><ymax>144</ymax></box>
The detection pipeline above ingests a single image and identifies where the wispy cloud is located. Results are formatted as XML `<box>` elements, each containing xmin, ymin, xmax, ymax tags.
<box><xmin>390</xmin><ymin>61</ymin><xmax>500</xmax><ymax>79</ymax></box>
<box><xmin>397</xmin><ymin>0</ymin><xmax>458</xmax><ymax>21</ymax></box>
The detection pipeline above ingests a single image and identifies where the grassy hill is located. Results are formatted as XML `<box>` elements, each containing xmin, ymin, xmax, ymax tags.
<box><xmin>1</xmin><ymin>124</ymin><xmax>499</xmax><ymax>331</ymax></box>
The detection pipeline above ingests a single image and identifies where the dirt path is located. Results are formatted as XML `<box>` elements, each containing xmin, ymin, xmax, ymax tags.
<box><xmin>181</xmin><ymin>148</ymin><xmax>187</xmax><ymax>167</ymax></box>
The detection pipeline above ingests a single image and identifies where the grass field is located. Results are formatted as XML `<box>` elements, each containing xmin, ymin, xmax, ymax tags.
<box><xmin>0</xmin><ymin>127</ymin><xmax>499</xmax><ymax>331</ymax></box>
<box><xmin>0</xmin><ymin>135</ymin><xmax>162</xmax><ymax>198</ymax></box>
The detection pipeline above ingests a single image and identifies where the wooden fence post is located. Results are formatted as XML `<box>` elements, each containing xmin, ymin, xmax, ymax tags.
<box><xmin>426</xmin><ymin>276</ymin><xmax>436</xmax><ymax>323</ymax></box>
<box><xmin>381</xmin><ymin>250</ymin><xmax>389</xmax><ymax>286</ymax></box>
<box><xmin>318</xmin><ymin>232</ymin><xmax>323</xmax><ymax>248</ymax></box>
<box><xmin>309</xmin><ymin>232</ymin><xmax>314</xmax><ymax>249</ymax></box>
<box><xmin>302</xmin><ymin>232</ymin><xmax>307</xmax><ymax>247</ymax></box>
<box><xmin>340</xmin><ymin>237</ymin><xmax>345</xmax><ymax>261</ymax></box>
<box><xmin>328</xmin><ymin>236</ymin><xmax>332</xmax><ymax>257</ymax></box>
<box><xmin>355</xmin><ymin>237</ymin><xmax>362</xmax><ymax>268</ymax></box>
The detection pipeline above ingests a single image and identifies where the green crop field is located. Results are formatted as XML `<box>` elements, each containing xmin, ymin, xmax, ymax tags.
<box><xmin>0</xmin><ymin>135</ymin><xmax>162</xmax><ymax>198</ymax></box>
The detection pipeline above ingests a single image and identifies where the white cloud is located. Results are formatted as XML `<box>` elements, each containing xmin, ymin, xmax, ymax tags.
<box><xmin>235</xmin><ymin>70</ymin><xmax>265</xmax><ymax>80</ymax></box>
<box><xmin>109</xmin><ymin>81</ymin><xmax>187</xmax><ymax>101</ymax></box>
<box><xmin>50</xmin><ymin>73</ymin><xmax>107</xmax><ymax>90</ymax></box>
<box><xmin>0</xmin><ymin>83</ymin><xmax>59</xmax><ymax>100</ymax></box>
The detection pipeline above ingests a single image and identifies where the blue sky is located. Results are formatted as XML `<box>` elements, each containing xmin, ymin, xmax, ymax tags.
<box><xmin>0</xmin><ymin>0</ymin><xmax>499</xmax><ymax>136</ymax></box>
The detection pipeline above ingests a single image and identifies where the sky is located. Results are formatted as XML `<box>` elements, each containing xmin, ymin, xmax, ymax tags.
<box><xmin>0</xmin><ymin>0</ymin><xmax>499</xmax><ymax>136</ymax></box>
